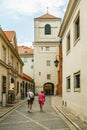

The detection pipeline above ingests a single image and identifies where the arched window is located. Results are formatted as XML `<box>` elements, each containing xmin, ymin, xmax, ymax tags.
<box><xmin>45</xmin><ymin>24</ymin><xmax>51</xmax><ymax>35</ymax></box>
<box><xmin>11</xmin><ymin>78</ymin><xmax>14</xmax><ymax>83</ymax></box>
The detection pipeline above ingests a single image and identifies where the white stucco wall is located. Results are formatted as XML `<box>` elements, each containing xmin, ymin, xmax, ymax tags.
<box><xmin>21</xmin><ymin>56</ymin><xmax>34</xmax><ymax>79</ymax></box>
<box><xmin>62</xmin><ymin>0</ymin><xmax>87</xmax><ymax>121</ymax></box>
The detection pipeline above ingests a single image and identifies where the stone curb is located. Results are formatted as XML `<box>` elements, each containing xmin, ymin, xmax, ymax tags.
<box><xmin>0</xmin><ymin>100</ymin><xmax>26</xmax><ymax>118</ymax></box>
<box><xmin>54</xmin><ymin>105</ymin><xmax>82</xmax><ymax>130</ymax></box>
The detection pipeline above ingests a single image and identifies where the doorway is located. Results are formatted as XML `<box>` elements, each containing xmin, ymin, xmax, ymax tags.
<box><xmin>43</xmin><ymin>83</ymin><xmax>54</xmax><ymax>95</ymax></box>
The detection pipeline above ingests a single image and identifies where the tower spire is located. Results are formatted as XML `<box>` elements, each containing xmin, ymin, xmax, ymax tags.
<box><xmin>46</xmin><ymin>6</ymin><xmax>49</xmax><ymax>14</ymax></box>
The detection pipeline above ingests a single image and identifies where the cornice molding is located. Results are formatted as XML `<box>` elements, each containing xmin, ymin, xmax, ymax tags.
<box><xmin>59</xmin><ymin>0</ymin><xmax>81</xmax><ymax>37</ymax></box>
<box><xmin>33</xmin><ymin>42</ymin><xmax>59</xmax><ymax>46</ymax></box>
<box><xmin>0</xmin><ymin>60</ymin><xmax>8</xmax><ymax>68</ymax></box>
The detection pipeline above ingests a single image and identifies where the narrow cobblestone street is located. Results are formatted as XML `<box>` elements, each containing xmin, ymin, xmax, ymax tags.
<box><xmin>0</xmin><ymin>96</ymin><xmax>87</xmax><ymax>130</ymax></box>
<box><xmin>0</xmin><ymin>96</ymin><xmax>76</xmax><ymax>130</ymax></box>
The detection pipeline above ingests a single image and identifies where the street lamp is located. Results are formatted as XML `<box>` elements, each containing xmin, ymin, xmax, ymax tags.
<box><xmin>54</xmin><ymin>55</ymin><xmax>59</xmax><ymax>67</ymax></box>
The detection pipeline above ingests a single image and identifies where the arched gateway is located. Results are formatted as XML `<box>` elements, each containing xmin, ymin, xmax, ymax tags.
<box><xmin>43</xmin><ymin>82</ymin><xmax>54</xmax><ymax>95</ymax></box>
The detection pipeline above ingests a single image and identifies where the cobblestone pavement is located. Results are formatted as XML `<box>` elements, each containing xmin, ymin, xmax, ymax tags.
<box><xmin>0</xmin><ymin>96</ymin><xmax>72</xmax><ymax>130</ymax></box>
<box><xmin>52</xmin><ymin>96</ymin><xmax>87</xmax><ymax>130</ymax></box>
<box><xmin>0</xmin><ymin>99</ymin><xmax>25</xmax><ymax>118</ymax></box>
<box><xmin>0</xmin><ymin>96</ymin><xmax>87</xmax><ymax>130</ymax></box>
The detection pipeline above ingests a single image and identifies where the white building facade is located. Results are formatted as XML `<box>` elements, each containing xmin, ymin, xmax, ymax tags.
<box><xmin>18</xmin><ymin>46</ymin><xmax>34</xmax><ymax>79</ymax></box>
<box><xmin>33</xmin><ymin>13</ymin><xmax>61</xmax><ymax>95</ymax></box>
<box><xmin>59</xmin><ymin>0</ymin><xmax>87</xmax><ymax>122</ymax></box>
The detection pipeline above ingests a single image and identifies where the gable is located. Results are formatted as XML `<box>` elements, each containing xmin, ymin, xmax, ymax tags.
<box><xmin>4</xmin><ymin>31</ymin><xmax>18</xmax><ymax>51</ymax></box>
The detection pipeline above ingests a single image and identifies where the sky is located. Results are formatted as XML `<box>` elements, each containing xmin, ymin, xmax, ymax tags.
<box><xmin>0</xmin><ymin>0</ymin><xmax>69</xmax><ymax>47</ymax></box>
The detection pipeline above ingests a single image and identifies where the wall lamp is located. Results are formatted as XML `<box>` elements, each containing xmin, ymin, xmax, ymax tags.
<box><xmin>54</xmin><ymin>55</ymin><xmax>59</xmax><ymax>67</ymax></box>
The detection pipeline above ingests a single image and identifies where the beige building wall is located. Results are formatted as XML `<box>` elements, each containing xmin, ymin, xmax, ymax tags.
<box><xmin>34</xmin><ymin>44</ymin><xmax>59</xmax><ymax>94</ymax></box>
<box><xmin>0</xmin><ymin>28</ymin><xmax>24</xmax><ymax>104</ymax></box>
<box><xmin>35</xmin><ymin>20</ymin><xmax>61</xmax><ymax>42</ymax></box>
<box><xmin>0</xmin><ymin>66</ymin><xmax>7</xmax><ymax>102</ymax></box>
<box><xmin>59</xmin><ymin>0</ymin><xmax>87</xmax><ymax>122</ymax></box>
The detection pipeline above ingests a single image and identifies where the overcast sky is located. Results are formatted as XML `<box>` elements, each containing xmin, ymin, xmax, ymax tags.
<box><xmin>0</xmin><ymin>0</ymin><xmax>69</xmax><ymax>47</ymax></box>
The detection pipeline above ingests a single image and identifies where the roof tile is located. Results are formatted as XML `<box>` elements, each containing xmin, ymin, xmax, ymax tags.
<box><xmin>4</xmin><ymin>31</ymin><xmax>15</xmax><ymax>41</ymax></box>
<box><xmin>37</xmin><ymin>13</ymin><xmax>57</xmax><ymax>19</ymax></box>
<box><xmin>23</xmin><ymin>73</ymin><xmax>33</xmax><ymax>82</ymax></box>
<box><xmin>18</xmin><ymin>46</ymin><xmax>33</xmax><ymax>55</ymax></box>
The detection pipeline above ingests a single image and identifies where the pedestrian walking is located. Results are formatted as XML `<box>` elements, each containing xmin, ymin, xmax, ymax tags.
<box><xmin>27</xmin><ymin>89</ymin><xmax>34</xmax><ymax>113</ymax></box>
<box><xmin>38</xmin><ymin>91</ymin><xmax>45</xmax><ymax>112</ymax></box>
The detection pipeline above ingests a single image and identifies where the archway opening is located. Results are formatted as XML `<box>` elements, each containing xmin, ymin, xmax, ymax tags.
<box><xmin>43</xmin><ymin>82</ymin><xmax>54</xmax><ymax>95</ymax></box>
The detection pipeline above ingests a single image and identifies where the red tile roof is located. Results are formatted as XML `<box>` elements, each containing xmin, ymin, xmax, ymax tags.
<box><xmin>23</xmin><ymin>73</ymin><xmax>33</xmax><ymax>82</ymax></box>
<box><xmin>18</xmin><ymin>46</ymin><xmax>33</xmax><ymax>55</ymax></box>
<box><xmin>4</xmin><ymin>31</ymin><xmax>15</xmax><ymax>41</ymax></box>
<box><xmin>37</xmin><ymin>13</ymin><xmax>57</xmax><ymax>19</ymax></box>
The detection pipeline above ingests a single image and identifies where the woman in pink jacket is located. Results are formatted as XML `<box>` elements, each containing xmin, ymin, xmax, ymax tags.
<box><xmin>38</xmin><ymin>91</ymin><xmax>45</xmax><ymax>112</ymax></box>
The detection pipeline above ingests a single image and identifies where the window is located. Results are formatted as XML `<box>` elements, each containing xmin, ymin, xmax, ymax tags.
<box><xmin>41</xmin><ymin>47</ymin><xmax>43</xmax><ymax>51</ymax></box>
<box><xmin>20</xmin><ymin>66</ymin><xmax>22</xmax><ymax>75</ymax></box>
<box><xmin>31</xmin><ymin>59</ymin><xmax>34</xmax><ymax>62</ymax></box>
<box><xmin>11</xmin><ymin>56</ymin><xmax>13</xmax><ymax>66</ymax></box>
<box><xmin>17</xmin><ymin>62</ymin><xmax>19</xmax><ymax>72</ymax></box>
<box><xmin>74</xmin><ymin>13</ymin><xmax>80</xmax><ymax>41</ymax></box>
<box><xmin>31</xmin><ymin>65</ymin><xmax>33</xmax><ymax>69</ymax></box>
<box><xmin>47</xmin><ymin>74</ymin><xmax>51</xmax><ymax>80</ymax></box>
<box><xmin>47</xmin><ymin>60</ymin><xmax>50</xmax><ymax>66</ymax></box>
<box><xmin>66</xmin><ymin>76</ymin><xmax>71</xmax><ymax>91</ymax></box>
<box><xmin>25</xmin><ymin>51</ymin><xmax>27</xmax><ymax>53</ymax></box>
<box><xmin>39</xmin><ymin>72</ymin><xmax>41</xmax><ymax>76</ymax></box>
<box><xmin>11</xmin><ymin>78</ymin><xmax>14</xmax><ymax>83</ymax></box>
<box><xmin>17</xmin><ymin>81</ymin><xmax>19</xmax><ymax>93</ymax></box>
<box><xmin>46</xmin><ymin>47</ymin><xmax>50</xmax><ymax>51</ymax></box>
<box><xmin>74</xmin><ymin>71</ymin><xmax>80</xmax><ymax>92</ymax></box>
<box><xmin>2</xmin><ymin>76</ymin><xmax>6</xmax><ymax>93</ymax></box>
<box><xmin>66</xmin><ymin>32</ymin><xmax>70</xmax><ymax>53</ymax></box>
<box><xmin>45</xmin><ymin>24</ymin><xmax>51</xmax><ymax>35</ymax></box>
<box><xmin>24</xmin><ymin>58</ymin><xmax>27</xmax><ymax>62</ymax></box>
<box><xmin>2</xmin><ymin>45</ymin><xmax>6</xmax><ymax>63</ymax></box>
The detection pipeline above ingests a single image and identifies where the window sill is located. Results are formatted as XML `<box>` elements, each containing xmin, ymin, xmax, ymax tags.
<box><xmin>74</xmin><ymin>88</ymin><xmax>80</xmax><ymax>92</ymax></box>
<box><xmin>66</xmin><ymin>89</ymin><xmax>71</xmax><ymax>92</ymax></box>
<box><xmin>66</xmin><ymin>49</ymin><xmax>70</xmax><ymax>56</ymax></box>
<box><xmin>74</xmin><ymin>37</ymin><xmax>80</xmax><ymax>46</ymax></box>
